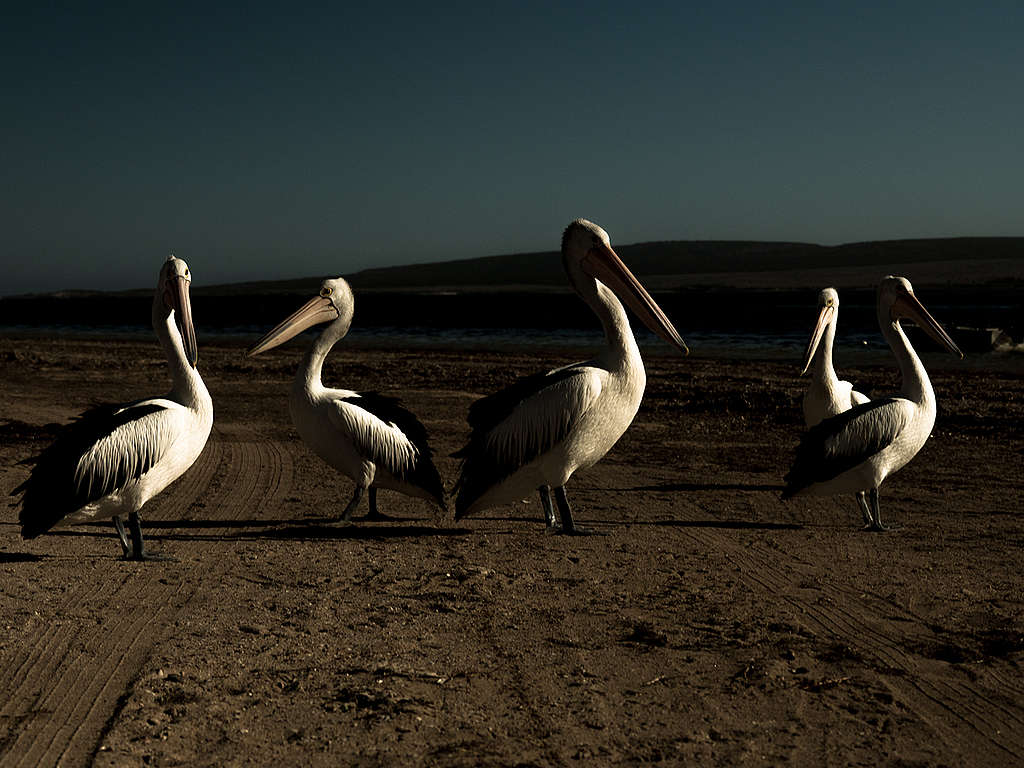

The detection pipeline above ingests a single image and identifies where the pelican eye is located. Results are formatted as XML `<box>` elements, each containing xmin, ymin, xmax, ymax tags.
<box><xmin>320</xmin><ymin>287</ymin><xmax>333</xmax><ymax>298</ymax></box>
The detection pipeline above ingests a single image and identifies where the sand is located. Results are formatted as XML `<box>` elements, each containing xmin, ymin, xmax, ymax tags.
<box><xmin>0</xmin><ymin>334</ymin><xmax>1022</xmax><ymax>767</ymax></box>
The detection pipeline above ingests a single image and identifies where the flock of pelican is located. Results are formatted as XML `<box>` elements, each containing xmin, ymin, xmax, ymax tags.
<box><xmin>11</xmin><ymin>219</ymin><xmax>963</xmax><ymax>559</ymax></box>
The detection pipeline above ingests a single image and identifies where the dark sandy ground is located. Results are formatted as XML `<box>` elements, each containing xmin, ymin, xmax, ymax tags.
<box><xmin>0</xmin><ymin>334</ymin><xmax>1022</xmax><ymax>767</ymax></box>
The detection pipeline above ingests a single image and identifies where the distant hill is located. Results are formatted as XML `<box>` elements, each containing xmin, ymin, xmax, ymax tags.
<box><xmin>2</xmin><ymin>237</ymin><xmax>1020</xmax><ymax>342</ymax></box>
<box><xmin>197</xmin><ymin>236</ymin><xmax>1024</xmax><ymax>295</ymax></box>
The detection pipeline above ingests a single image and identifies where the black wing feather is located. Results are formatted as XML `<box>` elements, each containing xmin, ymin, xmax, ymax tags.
<box><xmin>14</xmin><ymin>401</ymin><xmax>168</xmax><ymax>538</ymax></box>
<box><xmin>345</xmin><ymin>392</ymin><xmax>445</xmax><ymax>504</ymax></box>
<box><xmin>782</xmin><ymin>397</ymin><xmax>901</xmax><ymax>498</ymax></box>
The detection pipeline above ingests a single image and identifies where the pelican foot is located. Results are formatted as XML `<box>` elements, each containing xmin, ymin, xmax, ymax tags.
<box><xmin>123</xmin><ymin>550</ymin><xmax>177</xmax><ymax>562</ymax></box>
<box><xmin>861</xmin><ymin>521</ymin><xmax>901</xmax><ymax>533</ymax></box>
<box><xmin>359</xmin><ymin>510</ymin><xmax>397</xmax><ymax>522</ymax></box>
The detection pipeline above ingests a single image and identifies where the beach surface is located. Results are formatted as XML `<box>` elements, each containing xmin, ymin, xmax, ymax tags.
<box><xmin>1</xmin><ymin>334</ymin><xmax>1022</xmax><ymax>766</ymax></box>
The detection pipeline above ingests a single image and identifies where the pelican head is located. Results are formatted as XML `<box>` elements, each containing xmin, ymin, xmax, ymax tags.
<box><xmin>158</xmin><ymin>255</ymin><xmax>198</xmax><ymax>367</ymax></box>
<box><xmin>561</xmin><ymin>219</ymin><xmax>688</xmax><ymax>354</ymax></box>
<box><xmin>879</xmin><ymin>276</ymin><xmax>963</xmax><ymax>358</ymax></box>
<box><xmin>800</xmin><ymin>286</ymin><xmax>839</xmax><ymax>375</ymax></box>
<box><xmin>247</xmin><ymin>277</ymin><xmax>353</xmax><ymax>357</ymax></box>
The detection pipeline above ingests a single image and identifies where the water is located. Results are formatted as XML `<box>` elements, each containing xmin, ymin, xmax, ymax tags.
<box><xmin>0</xmin><ymin>321</ymin><xmax>879</xmax><ymax>359</ymax></box>
<box><xmin>1</xmin><ymin>286</ymin><xmax>1017</xmax><ymax>358</ymax></box>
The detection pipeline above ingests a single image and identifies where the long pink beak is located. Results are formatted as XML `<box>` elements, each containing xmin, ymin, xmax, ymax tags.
<box><xmin>247</xmin><ymin>295</ymin><xmax>339</xmax><ymax>357</ymax></box>
<box><xmin>800</xmin><ymin>304</ymin><xmax>834</xmax><ymax>375</ymax></box>
<box><xmin>166</xmin><ymin>276</ymin><xmax>198</xmax><ymax>367</ymax></box>
<box><xmin>583</xmin><ymin>243</ymin><xmax>688</xmax><ymax>354</ymax></box>
<box><xmin>893</xmin><ymin>291</ymin><xmax>963</xmax><ymax>358</ymax></box>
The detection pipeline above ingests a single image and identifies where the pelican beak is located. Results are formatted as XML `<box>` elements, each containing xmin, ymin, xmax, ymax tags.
<box><xmin>582</xmin><ymin>243</ymin><xmax>689</xmax><ymax>355</ymax></box>
<box><xmin>166</xmin><ymin>275</ymin><xmax>198</xmax><ymax>367</ymax></box>
<box><xmin>892</xmin><ymin>291</ymin><xmax>964</xmax><ymax>359</ymax></box>
<box><xmin>247</xmin><ymin>295</ymin><xmax>339</xmax><ymax>356</ymax></box>
<box><xmin>800</xmin><ymin>305</ymin><xmax>834</xmax><ymax>375</ymax></box>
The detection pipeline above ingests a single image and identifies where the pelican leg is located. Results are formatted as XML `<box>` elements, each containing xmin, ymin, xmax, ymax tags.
<box><xmin>362</xmin><ymin>487</ymin><xmax>393</xmax><ymax>521</ymax></box>
<box><xmin>339</xmin><ymin>485</ymin><xmax>365</xmax><ymax>522</ymax></box>
<box><xmin>863</xmin><ymin>487</ymin><xmax>900</xmax><ymax>532</ymax></box>
<box><xmin>125</xmin><ymin>512</ymin><xmax>174</xmax><ymax>561</ymax></box>
<box><xmin>553</xmin><ymin>486</ymin><xmax>594</xmax><ymax>536</ymax></box>
<box><xmin>113</xmin><ymin>516</ymin><xmax>131</xmax><ymax>557</ymax></box>
<box><xmin>854</xmin><ymin>491</ymin><xmax>873</xmax><ymax>528</ymax></box>
<box><xmin>538</xmin><ymin>486</ymin><xmax>560</xmax><ymax>531</ymax></box>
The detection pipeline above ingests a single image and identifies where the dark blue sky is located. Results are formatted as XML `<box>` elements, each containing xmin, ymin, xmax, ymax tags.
<box><xmin>4</xmin><ymin>1</ymin><xmax>1022</xmax><ymax>294</ymax></box>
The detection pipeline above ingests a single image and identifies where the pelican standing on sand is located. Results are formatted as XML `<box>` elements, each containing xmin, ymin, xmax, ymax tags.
<box><xmin>783</xmin><ymin>276</ymin><xmax>962</xmax><ymax>531</ymax></box>
<box><xmin>247</xmin><ymin>278</ymin><xmax>445</xmax><ymax>521</ymax></box>
<box><xmin>800</xmin><ymin>287</ymin><xmax>873</xmax><ymax>525</ymax></box>
<box><xmin>12</xmin><ymin>256</ymin><xmax>213</xmax><ymax>560</ymax></box>
<box><xmin>453</xmin><ymin>219</ymin><xmax>688</xmax><ymax>534</ymax></box>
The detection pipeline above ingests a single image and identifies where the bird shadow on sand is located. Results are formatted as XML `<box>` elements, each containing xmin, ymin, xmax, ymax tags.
<box><xmin>45</xmin><ymin>519</ymin><xmax>471</xmax><ymax>543</ymax></box>
<box><xmin>0</xmin><ymin>551</ymin><xmax>43</xmax><ymax>563</ymax></box>
<box><xmin>465</xmin><ymin>514</ymin><xmax>614</xmax><ymax>535</ymax></box>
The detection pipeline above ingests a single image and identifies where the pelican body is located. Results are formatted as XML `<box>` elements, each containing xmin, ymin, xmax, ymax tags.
<box><xmin>783</xmin><ymin>276</ymin><xmax>962</xmax><ymax>530</ymax></box>
<box><xmin>800</xmin><ymin>287</ymin><xmax>873</xmax><ymax>525</ymax></box>
<box><xmin>247</xmin><ymin>278</ymin><xmax>445</xmax><ymax>521</ymax></box>
<box><xmin>453</xmin><ymin>219</ymin><xmax>688</xmax><ymax>534</ymax></box>
<box><xmin>12</xmin><ymin>256</ymin><xmax>213</xmax><ymax>559</ymax></box>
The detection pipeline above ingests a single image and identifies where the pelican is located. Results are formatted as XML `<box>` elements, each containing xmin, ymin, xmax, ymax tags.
<box><xmin>12</xmin><ymin>256</ymin><xmax>213</xmax><ymax>560</ymax></box>
<box><xmin>783</xmin><ymin>276</ymin><xmax>962</xmax><ymax>531</ymax></box>
<box><xmin>452</xmin><ymin>219</ymin><xmax>688</xmax><ymax>534</ymax></box>
<box><xmin>246</xmin><ymin>277</ymin><xmax>445</xmax><ymax>521</ymax></box>
<box><xmin>800</xmin><ymin>287</ymin><xmax>873</xmax><ymax>525</ymax></box>
<box><xmin>801</xmin><ymin>287</ymin><xmax>870</xmax><ymax>426</ymax></box>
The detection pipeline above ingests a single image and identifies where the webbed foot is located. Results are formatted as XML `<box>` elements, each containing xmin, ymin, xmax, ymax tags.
<box><xmin>861</xmin><ymin>521</ymin><xmax>901</xmax><ymax>533</ymax></box>
<box><xmin>123</xmin><ymin>549</ymin><xmax>177</xmax><ymax>562</ymax></box>
<box><xmin>554</xmin><ymin>524</ymin><xmax>598</xmax><ymax>536</ymax></box>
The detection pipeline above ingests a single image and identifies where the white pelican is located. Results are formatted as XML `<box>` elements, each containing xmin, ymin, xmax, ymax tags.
<box><xmin>800</xmin><ymin>287</ymin><xmax>873</xmax><ymax>525</ymax></box>
<box><xmin>801</xmin><ymin>287</ymin><xmax>870</xmax><ymax>426</ymax></box>
<box><xmin>12</xmin><ymin>256</ymin><xmax>213</xmax><ymax>560</ymax></box>
<box><xmin>783</xmin><ymin>276</ymin><xmax>962</xmax><ymax>531</ymax></box>
<box><xmin>452</xmin><ymin>219</ymin><xmax>688</xmax><ymax>534</ymax></box>
<box><xmin>246</xmin><ymin>277</ymin><xmax>445</xmax><ymax>521</ymax></box>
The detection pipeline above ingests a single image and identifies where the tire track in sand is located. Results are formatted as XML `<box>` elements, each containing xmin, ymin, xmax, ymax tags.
<box><xmin>0</xmin><ymin>425</ymin><xmax>295</xmax><ymax>767</ymax></box>
<box><xmin>662</xmin><ymin>495</ymin><xmax>1024</xmax><ymax>765</ymax></box>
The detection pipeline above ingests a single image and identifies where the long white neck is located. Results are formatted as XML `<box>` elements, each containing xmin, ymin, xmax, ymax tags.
<box><xmin>882</xmin><ymin>315</ymin><xmax>934</xmax><ymax>408</ymax></box>
<box><xmin>811</xmin><ymin>314</ymin><xmax>840</xmax><ymax>386</ymax></box>
<box><xmin>154</xmin><ymin>307</ymin><xmax>209</xmax><ymax>410</ymax></box>
<box><xmin>576</xmin><ymin>275</ymin><xmax>643</xmax><ymax>380</ymax></box>
<box><xmin>293</xmin><ymin>318</ymin><xmax>349</xmax><ymax>399</ymax></box>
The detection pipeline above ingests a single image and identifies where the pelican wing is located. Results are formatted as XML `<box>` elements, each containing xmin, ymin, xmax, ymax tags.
<box><xmin>782</xmin><ymin>397</ymin><xmax>911</xmax><ymax>497</ymax></box>
<box><xmin>459</xmin><ymin>364</ymin><xmax>594</xmax><ymax>437</ymax></box>
<box><xmin>483</xmin><ymin>367</ymin><xmax>603</xmax><ymax>468</ymax></box>
<box><xmin>15</xmin><ymin>400</ymin><xmax>175</xmax><ymax>537</ymax></box>
<box><xmin>328</xmin><ymin>393</ymin><xmax>444</xmax><ymax>501</ymax></box>
<box><xmin>453</xmin><ymin>364</ymin><xmax>604</xmax><ymax>512</ymax></box>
